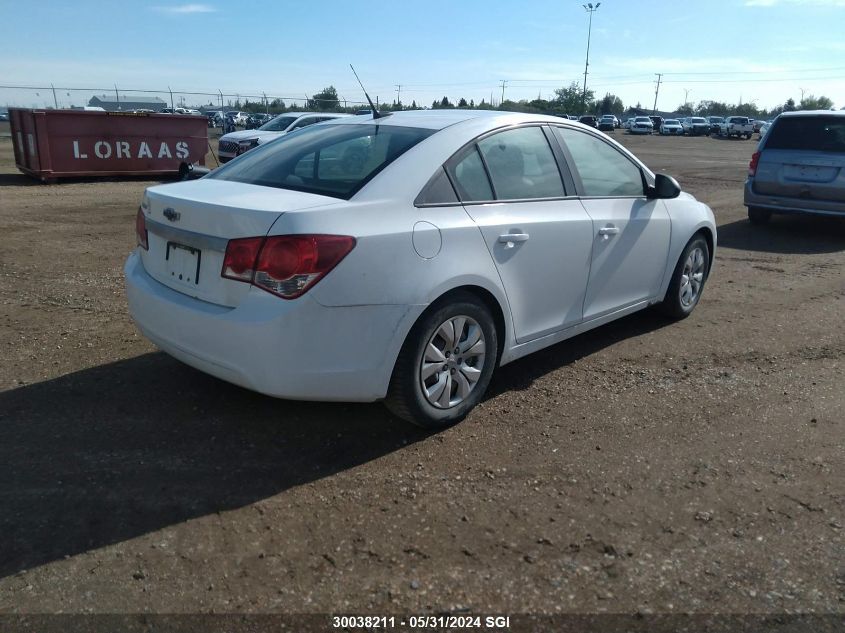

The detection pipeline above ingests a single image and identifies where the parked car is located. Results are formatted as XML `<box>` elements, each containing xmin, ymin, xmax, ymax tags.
<box><xmin>0</xmin><ymin>111</ymin><xmax>8</xmax><ymax>122</ymax></box>
<box><xmin>623</xmin><ymin>117</ymin><xmax>635</xmax><ymax>130</ymax></box>
<box><xmin>126</xmin><ymin>110</ymin><xmax>716</xmax><ymax>427</ymax></box>
<box><xmin>660</xmin><ymin>119</ymin><xmax>684</xmax><ymax>135</ymax></box>
<box><xmin>217</xmin><ymin>112</ymin><xmax>350</xmax><ymax>162</ymax></box>
<box><xmin>598</xmin><ymin>114</ymin><xmax>616</xmax><ymax>131</ymax></box>
<box><xmin>758</xmin><ymin>120</ymin><xmax>772</xmax><ymax>136</ymax></box>
<box><xmin>629</xmin><ymin>116</ymin><xmax>654</xmax><ymax>135</ymax></box>
<box><xmin>244</xmin><ymin>113</ymin><xmax>271</xmax><ymax>129</ymax></box>
<box><xmin>682</xmin><ymin>117</ymin><xmax>710</xmax><ymax>136</ymax></box>
<box><xmin>744</xmin><ymin>111</ymin><xmax>844</xmax><ymax>224</ymax></box>
<box><xmin>720</xmin><ymin>116</ymin><xmax>754</xmax><ymax>139</ymax></box>
<box><xmin>649</xmin><ymin>116</ymin><xmax>663</xmax><ymax>133</ymax></box>
<box><xmin>707</xmin><ymin>116</ymin><xmax>725</xmax><ymax>135</ymax></box>
<box><xmin>578</xmin><ymin>115</ymin><xmax>598</xmax><ymax>128</ymax></box>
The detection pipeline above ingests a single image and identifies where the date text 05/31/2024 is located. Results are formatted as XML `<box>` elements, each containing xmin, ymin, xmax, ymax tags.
<box><xmin>332</xmin><ymin>615</ymin><xmax>511</xmax><ymax>629</ymax></box>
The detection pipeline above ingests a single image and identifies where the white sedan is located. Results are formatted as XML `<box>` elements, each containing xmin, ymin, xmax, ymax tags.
<box><xmin>629</xmin><ymin>116</ymin><xmax>654</xmax><ymax>134</ymax></box>
<box><xmin>218</xmin><ymin>112</ymin><xmax>350</xmax><ymax>162</ymax></box>
<box><xmin>126</xmin><ymin>110</ymin><xmax>716</xmax><ymax>427</ymax></box>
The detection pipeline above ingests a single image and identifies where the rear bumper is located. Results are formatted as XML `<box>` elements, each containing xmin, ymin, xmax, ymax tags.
<box><xmin>744</xmin><ymin>180</ymin><xmax>845</xmax><ymax>216</ymax></box>
<box><xmin>124</xmin><ymin>251</ymin><xmax>422</xmax><ymax>402</ymax></box>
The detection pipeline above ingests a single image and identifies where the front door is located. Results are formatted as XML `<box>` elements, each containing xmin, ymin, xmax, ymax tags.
<box><xmin>552</xmin><ymin>126</ymin><xmax>671</xmax><ymax>320</ymax></box>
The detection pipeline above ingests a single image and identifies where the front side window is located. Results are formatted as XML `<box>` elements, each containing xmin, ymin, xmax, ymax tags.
<box><xmin>210</xmin><ymin>123</ymin><xmax>434</xmax><ymax>199</ymax></box>
<box><xmin>554</xmin><ymin>127</ymin><xmax>644</xmax><ymax>197</ymax></box>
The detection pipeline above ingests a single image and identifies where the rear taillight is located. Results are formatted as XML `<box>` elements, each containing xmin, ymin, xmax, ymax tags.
<box><xmin>135</xmin><ymin>207</ymin><xmax>148</xmax><ymax>250</ymax></box>
<box><xmin>221</xmin><ymin>235</ymin><xmax>355</xmax><ymax>299</ymax></box>
<box><xmin>748</xmin><ymin>151</ymin><xmax>760</xmax><ymax>177</ymax></box>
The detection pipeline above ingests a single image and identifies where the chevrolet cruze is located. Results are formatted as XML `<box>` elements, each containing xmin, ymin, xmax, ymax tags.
<box><xmin>126</xmin><ymin>110</ymin><xmax>716</xmax><ymax>427</ymax></box>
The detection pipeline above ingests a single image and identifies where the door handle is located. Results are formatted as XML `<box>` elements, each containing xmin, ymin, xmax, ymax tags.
<box><xmin>598</xmin><ymin>226</ymin><xmax>620</xmax><ymax>239</ymax></box>
<box><xmin>498</xmin><ymin>233</ymin><xmax>530</xmax><ymax>246</ymax></box>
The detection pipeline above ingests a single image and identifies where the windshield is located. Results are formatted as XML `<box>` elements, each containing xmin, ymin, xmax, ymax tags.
<box><xmin>691</xmin><ymin>118</ymin><xmax>706</xmax><ymax>124</ymax></box>
<box><xmin>209</xmin><ymin>123</ymin><xmax>435</xmax><ymax>199</ymax></box>
<box><xmin>710</xmin><ymin>117</ymin><xmax>724</xmax><ymax>123</ymax></box>
<box><xmin>665</xmin><ymin>120</ymin><xmax>680</xmax><ymax>125</ymax></box>
<box><xmin>259</xmin><ymin>115</ymin><xmax>298</xmax><ymax>131</ymax></box>
<box><xmin>765</xmin><ymin>116</ymin><xmax>845</xmax><ymax>152</ymax></box>
<box><xmin>635</xmin><ymin>117</ymin><xmax>651</xmax><ymax>123</ymax></box>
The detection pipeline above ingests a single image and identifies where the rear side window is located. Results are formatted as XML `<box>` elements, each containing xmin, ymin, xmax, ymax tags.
<box><xmin>765</xmin><ymin>116</ymin><xmax>845</xmax><ymax>153</ymax></box>
<box><xmin>554</xmin><ymin>127</ymin><xmax>644</xmax><ymax>197</ymax></box>
<box><xmin>452</xmin><ymin>147</ymin><xmax>494</xmax><ymax>201</ymax></box>
<box><xmin>476</xmin><ymin>127</ymin><xmax>565</xmax><ymax>200</ymax></box>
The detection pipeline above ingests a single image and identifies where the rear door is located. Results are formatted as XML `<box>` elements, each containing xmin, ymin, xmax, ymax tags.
<box><xmin>754</xmin><ymin>115</ymin><xmax>845</xmax><ymax>201</ymax></box>
<box><xmin>552</xmin><ymin>126</ymin><xmax>671</xmax><ymax>320</ymax></box>
<box><xmin>447</xmin><ymin>125</ymin><xmax>594</xmax><ymax>343</ymax></box>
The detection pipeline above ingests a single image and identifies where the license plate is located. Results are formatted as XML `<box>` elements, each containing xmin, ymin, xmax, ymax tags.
<box><xmin>165</xmin><ymin>242</ymin><xmax>201</xmax><ymax>285</ymax></box>
<box><xmin>783</xmin><ymin>165</ymin><xmax>836</xmax><ymax>183</ymax></box>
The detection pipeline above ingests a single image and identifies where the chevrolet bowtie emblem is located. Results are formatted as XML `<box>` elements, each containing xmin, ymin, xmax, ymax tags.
<box><xmin>163</xmin><ymin>208</ymin><xmax>180</xmax><ymax>222</ymax></box>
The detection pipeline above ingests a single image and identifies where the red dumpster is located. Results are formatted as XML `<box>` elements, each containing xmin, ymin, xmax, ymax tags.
<box><xmin>9</xmin><ymin>109</ymin><xmax>208</xmax><ymax>182</ymax></box>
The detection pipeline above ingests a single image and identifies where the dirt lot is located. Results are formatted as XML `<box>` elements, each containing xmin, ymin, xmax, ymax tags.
<box><xmin>0</xmin><ymin>124</ymin><xmax>842</xmax><ymax>618</ymax></box>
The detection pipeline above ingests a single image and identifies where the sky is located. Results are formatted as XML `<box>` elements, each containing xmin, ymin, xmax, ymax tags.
<box><xmin>1</xmin><ymin>0</ymin><xmax>844</xmax><ymax>112</ymax></box>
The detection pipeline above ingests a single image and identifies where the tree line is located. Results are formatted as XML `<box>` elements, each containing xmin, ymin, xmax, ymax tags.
<box><xmin>224</xmin><ymin>83</ymin><xmax>838</xmax><ymax>119</ymax></box>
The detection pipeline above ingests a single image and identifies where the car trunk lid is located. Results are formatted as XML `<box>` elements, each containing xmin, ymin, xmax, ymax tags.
<box><xmin>139</xmin><ymin>179</ymin><xmax>341</xmax><ymax>306</ymax></box>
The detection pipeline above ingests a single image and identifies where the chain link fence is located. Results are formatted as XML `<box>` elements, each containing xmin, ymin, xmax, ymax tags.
<box><xmin>0</xmin><ymin>84</ymin><xmax>371</xmax><ymax>115</ymax></box>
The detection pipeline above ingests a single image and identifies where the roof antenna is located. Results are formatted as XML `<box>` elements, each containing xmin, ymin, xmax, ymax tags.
<box><xmin>350</xmin><ymin>64</ymin><xmax>382</xmax><ymax>119</ymax></box>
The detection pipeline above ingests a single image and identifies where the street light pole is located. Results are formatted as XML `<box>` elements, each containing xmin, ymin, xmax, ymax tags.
<box><xmin>582</xmin><ymin>2</ymin><xmax>600</xmax><ymax>112</ymax></box>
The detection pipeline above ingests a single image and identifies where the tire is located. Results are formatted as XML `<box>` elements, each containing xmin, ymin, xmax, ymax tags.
<box><xmin>745</xmin><ymin>133</ymin><xmax>752</xmax><ymax>140</ymax></box>
<box><xmin>384</xmin><ymin>292</ymin><xmax>498</xmax><ymax>428</ymax></box>
<box><xmin>747</xmin><ymin>206</ymin><xmax>772</xmax><ymax>225</ymax></box>
<box><xmin>658</xmin><ymin>235</ymin><xmax>710</xmax><ymax>319</ymax></box>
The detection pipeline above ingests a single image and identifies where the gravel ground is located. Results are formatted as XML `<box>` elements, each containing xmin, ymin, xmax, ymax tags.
<box><xmin>0</xmin><ymin>127</ymin><xmax>842</xmax><ymax>617</ymax></box>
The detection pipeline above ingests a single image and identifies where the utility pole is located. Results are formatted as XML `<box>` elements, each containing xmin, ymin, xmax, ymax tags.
<box><xmin>394</xmin><ymin>84</ymin><xmax>402</xmax><ymax>109</ymax></box>
<box><xmin>684</xmin><ymin>88</ymin><xmax>692</xmax><ymax>105</ymax></box>
<box><xmin>653</xmin><ymin>73</ymin><xmax>663</xmax><ymax>115</ymax></box>
<box><xmin>799</xmin><ymin>86</ymin><xmax>806</xmax><ymax>104</ymax></box>
<box><xmin>582</xmin><ymin>3</ymin><xmax>601</xmax><ymax>112</ymax></box>
<box><xmin>50</xmin><ymin>83</ymin><xmax>58</xmax><ymax>109</ymax></box>
<box><xmin>500</xmin><ymin>80</ymin><xmax>507</xmax><ymax>105</ymax></box>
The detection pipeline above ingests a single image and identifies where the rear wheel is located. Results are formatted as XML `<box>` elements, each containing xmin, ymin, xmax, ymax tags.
<box><xmin>658</xmin><ymin>235</ymin><xmax>710</xmax><ymax>319</ymax></box>
<box><xmin>748</xmin><ymin>207</ymin><xmax>772</xmax><ymax>225</ymax></box>
<box><xmin>385</xmin><ymin>293</ymin><xmax>498</xmax><ymax>428</ymax></box>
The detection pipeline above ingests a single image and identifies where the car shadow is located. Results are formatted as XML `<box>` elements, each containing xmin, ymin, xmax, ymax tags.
<box><xmin>489</xmin><ymin>308</ymin><xmax>670</xmax><ymax>396</ymax></box>
<box><xmin>717</xmin><ymin>215</ymin><xmax>845</xmax><ymax>254</ymax></box>
<box><xmin>0</xmin><ymin>352</ymin><xmax>431</xmax><ymax>578</ymax></box>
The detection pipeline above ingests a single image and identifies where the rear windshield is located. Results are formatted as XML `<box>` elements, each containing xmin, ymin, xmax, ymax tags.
<box><xmin>765</xmin><ymin>116</ymin><xmax>845</xmax><ymax>153</ymax></box>
<box><xmin>209</xmin><ymin>123</ymin><xmax>435</xmax><ymax>199</ymax></box>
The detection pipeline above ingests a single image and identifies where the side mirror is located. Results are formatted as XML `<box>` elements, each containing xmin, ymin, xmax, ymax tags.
<box><xmin>648</xmin><ymin>173</ymin><xmax>681</xmax><ymax>199</ymax></box>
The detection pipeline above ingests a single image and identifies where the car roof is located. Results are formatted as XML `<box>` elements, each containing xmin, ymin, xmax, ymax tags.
<box><xmin>778</xmin><ymin>110</ymin><xmax>845</xmax><ymax>118</ymax></box>
<box><xmin>281</xmin><ymin>111</ymin><xmax>351</xmax><ymax>118</ymax></box>
<box><xmin>325</xmin><ymin>109</ymin><xmax>573</xmax><ymax>130</ymax></box>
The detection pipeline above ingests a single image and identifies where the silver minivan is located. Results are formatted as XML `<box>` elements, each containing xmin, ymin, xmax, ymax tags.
<box><xmin>744</xmin><ymin>111</ymin><xmax>845</xmax><ymax>224</ymax></box>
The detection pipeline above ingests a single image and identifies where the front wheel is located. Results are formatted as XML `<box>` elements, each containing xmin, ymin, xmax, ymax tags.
<box><xmin>658</xmin><ymin>235</ymin><xmax>710</xmax><ymax>319</ymax></box>
<box><xmin>385</xmin><ymin>293</ymin><xmax>498</xmax><ymax>428</ymax></box>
